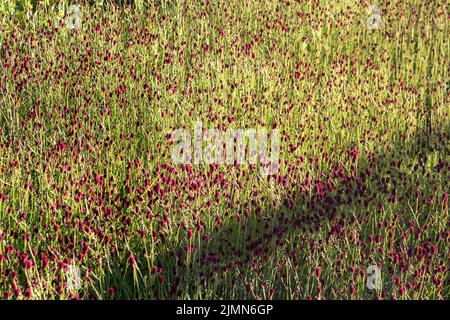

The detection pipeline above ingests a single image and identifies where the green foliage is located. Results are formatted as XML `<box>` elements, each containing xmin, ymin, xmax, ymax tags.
<box><xmin>0</xmin><ymin>0</ymin><xmax>448</xmax><ymax>300</ymax></box>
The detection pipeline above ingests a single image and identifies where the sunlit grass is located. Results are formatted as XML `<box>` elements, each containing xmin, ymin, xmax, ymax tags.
<box><xmin>0</xmin><ymin>0</ymin><xmax>448</xmax><ymax>300</ymax></box>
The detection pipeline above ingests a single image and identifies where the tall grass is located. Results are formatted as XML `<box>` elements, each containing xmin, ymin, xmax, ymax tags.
<box><xmin>0</xmin><ymin>0</ymin><xmax>448</xmax><ymax>300</ymax></box>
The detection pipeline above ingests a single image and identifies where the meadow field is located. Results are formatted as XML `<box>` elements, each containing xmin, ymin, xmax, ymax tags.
<box><xmin>0</xmin><ymin>0</ymin><xmax>448</xmax><ymax>300</ymax></box>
